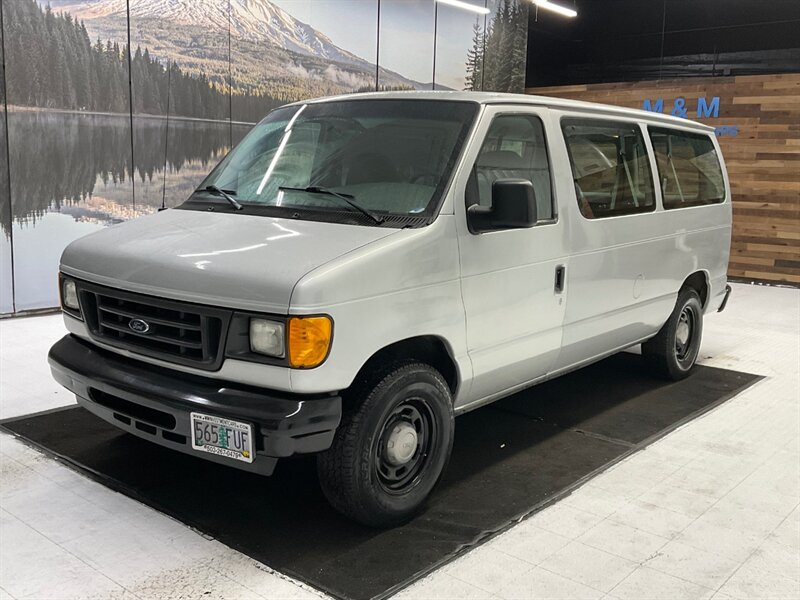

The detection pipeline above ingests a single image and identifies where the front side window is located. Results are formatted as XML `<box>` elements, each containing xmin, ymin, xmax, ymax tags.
<box><xmin>181</xmin><ymin>100</ymin><xmax>479</xmax><ymax>227</ymax></box>
<box><xmin>562</xmin><ymin>118</ymin><xmax>656</xmax><ymax>219</ymax></box>
<box><xmin>649</xmin><ymin>128</ymin><xmax>726</xmax><ymax>209</ymax></box>
<box><xmin>467</xmin><ymin>114</ymin><xmax>554</xmax><ymax>221</ymax></box>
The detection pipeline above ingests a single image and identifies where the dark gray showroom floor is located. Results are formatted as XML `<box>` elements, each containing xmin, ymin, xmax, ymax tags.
<box><xmin>1</xmin><ymin>353</ymin><xmax>759</xmax><ymax>600</ymax></box>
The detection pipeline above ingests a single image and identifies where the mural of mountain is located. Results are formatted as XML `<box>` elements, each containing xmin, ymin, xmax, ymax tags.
<box><xmin>2</xmin><ymin>0</ymin><xmax>528</xmax><ymax>313</ymax></box>
<box><xmin>64</xmin><ymin>0</ymin><xmax>363</xmax><ymax>64</ymax></box>
<box><xmin>53</xmin><ymin>0</ymin><xmax>425</xmax><ymax>96</ymax></box>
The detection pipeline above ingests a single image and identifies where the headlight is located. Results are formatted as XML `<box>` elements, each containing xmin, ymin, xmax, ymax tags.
<box><xmin>288</xmin><ymin>316</ymin><xmax>332</xmax><ymax>368</ymax></box>
<box><xmin>249</xmin><ymin>318</ymin><xmax>285</xmax><ymax>357</ymax></box>
<box><xmin>61</xmin><ymin>278</ymin><xmax>80</xmax><ymax>311</ymax></box>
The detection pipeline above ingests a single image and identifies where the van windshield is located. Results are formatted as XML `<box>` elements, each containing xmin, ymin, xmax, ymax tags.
<box><xmin>183</xmin><ymin>99</ymin><xmax>479</xmax><ymax>227</ymax></box>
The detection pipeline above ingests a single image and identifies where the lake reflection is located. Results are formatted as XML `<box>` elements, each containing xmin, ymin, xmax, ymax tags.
<box><xmin>1</xmin><ymin>111</ymin><xmax>252</xmax><ymax>312</ymax></box>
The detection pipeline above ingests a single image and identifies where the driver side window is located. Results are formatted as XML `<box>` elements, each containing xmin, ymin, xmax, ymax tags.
<box><xmin>467</xmin><ymin>114</ymin><xmax>554</xmax><ymax>221</ymax></box>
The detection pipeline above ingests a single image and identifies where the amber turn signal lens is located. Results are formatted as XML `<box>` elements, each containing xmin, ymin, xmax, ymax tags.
<box><xmin>288</xmin><ymin>316</ymin><xmax>332</xmax><ymax>368</ymax></box>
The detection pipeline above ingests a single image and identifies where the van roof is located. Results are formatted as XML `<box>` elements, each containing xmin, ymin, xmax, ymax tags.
<box><xmin>294</xmin><ymin>90</ymin><xmax>715</xmax><ymax>133</ymax></box>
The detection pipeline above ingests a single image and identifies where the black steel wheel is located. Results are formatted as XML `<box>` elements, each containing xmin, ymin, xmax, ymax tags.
<box><xmin>317</xmin><ymin>361</ymin><xmax>454</xmax><ymax>528</ymax></box>
<box><xmin>674</xmin><ymin>306</ymin><xmax>696</xmax><ymax>362</ymax></box>
<box><xmin>375</xmin><ymin>399</ymin><xmax>438</xmax><ymax>494</ymax></box>
<box><xmin>642</xmin><ymin>287</ymin><xmax>704</xmax><ymax>381</ymax></box>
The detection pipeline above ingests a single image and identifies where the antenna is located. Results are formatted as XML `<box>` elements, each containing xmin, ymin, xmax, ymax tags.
<box><xmin>432</xmin><ymin>2</ymin><xmax>438</xmax><ymax>90</ymax></box>
<box><xmin>160</xmin><ymin>61</ymin><xmax>172</xmax><ymax>211</ymax></box>
<box><xmin>375</xmin><ymin>0</ymin><xmax>381</xmax><ymax>91</ymax></box>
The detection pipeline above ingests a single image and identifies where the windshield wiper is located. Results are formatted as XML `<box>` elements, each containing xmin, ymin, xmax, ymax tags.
<box><xmin>201</xmin><ymin>185</ymin><xmax>243</xmax><ymax>211</ymax></box>
<box><xmin>279</xmin><ymin>186</ymin><xmax>384</xmax><ymax>225</ymax></box>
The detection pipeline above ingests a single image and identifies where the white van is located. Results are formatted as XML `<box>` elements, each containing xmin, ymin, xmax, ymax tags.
<box><xmin>50</xmin><ymin>92</ymin><xmax>732</xmax><ymax>526</ymax></box>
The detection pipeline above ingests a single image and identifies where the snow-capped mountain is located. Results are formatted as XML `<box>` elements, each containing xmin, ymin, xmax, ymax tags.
<box><xmin>57</xmin><ymin>0</ymin><xmax>377</xmax><ymax>71</ymax></box>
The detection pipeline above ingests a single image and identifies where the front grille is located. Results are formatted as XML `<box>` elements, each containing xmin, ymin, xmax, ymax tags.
<box><xmin>77</xmin><ymin>281</ymin><xmax>232</xmax><ymax>371</ymax></box>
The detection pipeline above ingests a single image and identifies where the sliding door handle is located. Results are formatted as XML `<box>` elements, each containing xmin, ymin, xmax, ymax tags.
<box><xmin>554</xmin><ymin>265</ymin><xmax>566</xmax><ymax>293</ymax></box>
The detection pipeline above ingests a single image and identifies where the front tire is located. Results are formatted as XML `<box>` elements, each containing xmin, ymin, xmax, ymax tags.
<box><xmin>642</xmin><ymin>287</ymin><xmax>704</xmax><ymax>381</ymax></box>
<box><xmin>317</xmin><ymin>361</ymin><xmax>454</xmax><ymax>528</ymax></box>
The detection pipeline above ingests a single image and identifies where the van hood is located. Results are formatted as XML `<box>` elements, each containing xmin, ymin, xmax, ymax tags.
<box><xmin>60</xmin><ymin>209</ymin><xmax>398</xmax><ymax>313</ymax></box>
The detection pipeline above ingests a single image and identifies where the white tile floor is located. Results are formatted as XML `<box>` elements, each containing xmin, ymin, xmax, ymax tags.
<box><xmin>1</xmin><ymin>282</ymin><xmax>798</xmax><ymax>600</ymax></box>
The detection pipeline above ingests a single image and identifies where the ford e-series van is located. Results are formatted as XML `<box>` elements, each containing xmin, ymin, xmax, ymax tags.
<box><xmin>50</xmin><ymin>92</ymin><xmax>732</xmax><ymax>527</ymax></box>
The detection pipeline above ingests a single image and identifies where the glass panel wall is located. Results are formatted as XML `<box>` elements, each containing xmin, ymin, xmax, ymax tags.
<box><xmin>0</xmin><ymin>2</ymin><xmax>13</xmax><ymax>314</ymax></box>
<box><xmin>378</xmin><ymin>0</ymin><xmax>436</xmax><ymax>90</ymax></box>
<box><xmin>0</xmin><ymin>0</ymin><xmax>530</xmax><ymax>314</ymax></box>
<box><xmin>3</xmin><ymin>0</ymin><xmax>131</xmax><ymax>310</ymax></box>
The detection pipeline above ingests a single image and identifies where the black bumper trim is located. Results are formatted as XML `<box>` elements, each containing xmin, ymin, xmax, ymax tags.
<box><xmin>48</xmin><ymin>335</ymin><xmax>341</xmax><ymax>475</ymax></box>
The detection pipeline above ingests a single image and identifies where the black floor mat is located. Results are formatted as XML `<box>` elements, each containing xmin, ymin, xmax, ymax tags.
<box><xmin>1</xmin><ymin>353</ymin><xmax>760</xmax><ymax>600</ymax></box>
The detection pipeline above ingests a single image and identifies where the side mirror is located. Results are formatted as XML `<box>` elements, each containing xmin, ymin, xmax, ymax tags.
<box><xmin>467</xmin><ymin>179</ymin><xmax>538</xmax><ymax>233</ymax></box>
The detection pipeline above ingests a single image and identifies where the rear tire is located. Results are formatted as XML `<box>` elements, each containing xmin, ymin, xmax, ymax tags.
<box><xmin>642</xmin><ymin>288</ymin><xmax>704</xmax><ymax>381</ymax></box>
<box><xmin>317</xmin><ymin>361</ymin><xmax>454</xmax><ymax>528</ymax></box>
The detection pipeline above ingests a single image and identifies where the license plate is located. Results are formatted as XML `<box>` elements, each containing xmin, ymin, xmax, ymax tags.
<box><xmin>190</xmin><ymin>412</ymin><xmax>254</xmax><ymax>463</ymax></box>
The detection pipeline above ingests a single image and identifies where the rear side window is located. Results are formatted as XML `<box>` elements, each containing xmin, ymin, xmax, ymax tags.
<box><xmin>467</xmin><ymin>114</ymin><xmax>554</xmax><ymax>221</ymax></box>
<box><xmin>562</xmin><ymin>118</ymin><xmax>656</xmax><ymax>219</ymax></box>
<box><xmin>649</xmin><ymin>128</ymin><xmax>726</xmax><ymax>209</ymax></box>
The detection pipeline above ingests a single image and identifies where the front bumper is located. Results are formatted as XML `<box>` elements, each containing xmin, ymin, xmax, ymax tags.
<box><xmin>48</xmin><ymin>335</ymin><xmax>341</xmax><ymax>475</ymax></box>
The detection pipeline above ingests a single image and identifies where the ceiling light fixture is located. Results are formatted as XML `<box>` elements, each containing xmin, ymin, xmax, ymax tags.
<box><xmin>533</xmin><ymin>0</ymin><xmax>577</xmax><ymax>18</ymax></box>
<box><xmin>436</xmin><ymin>0</ymin><xmax>491</xmax><ymax>15</ymax></box>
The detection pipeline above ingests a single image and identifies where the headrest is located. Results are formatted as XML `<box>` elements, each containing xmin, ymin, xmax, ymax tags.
<box><xmin>477</xmin><ymin>150</ymin><xmax>528</xmax><ymax>169</ymax></box>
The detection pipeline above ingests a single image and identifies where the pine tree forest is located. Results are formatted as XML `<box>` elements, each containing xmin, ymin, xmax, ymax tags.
<box><xmin>3</xmin><ymin>0</ymin><xmax>281</xmax><ymax>122</ymax></box>
<box><xmin>4</xmin><ymin>0</ymin><xmax>527</xmax><ymax>124</ymax></box>
<box><xmin>464</xmin><ymin>0</ymin><xmax>528</xmax><ymax>93</ymax></box>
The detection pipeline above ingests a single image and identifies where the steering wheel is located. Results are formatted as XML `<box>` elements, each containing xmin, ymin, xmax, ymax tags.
<box><xmin>251</xmin><ymin>142</ymin><xmax>319</xmax><ymax>194</ymax></box>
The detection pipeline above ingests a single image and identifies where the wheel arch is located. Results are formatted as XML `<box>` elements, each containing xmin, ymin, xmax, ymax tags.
<box><xmin>349</xmin><ymin>335</ymin><xmax>460</xmax><ymax>399</ymax></box>
<box><xmin>681</xmin><ymin>270</ymin><xmax>710</xmax><ymax>309</ymax></box>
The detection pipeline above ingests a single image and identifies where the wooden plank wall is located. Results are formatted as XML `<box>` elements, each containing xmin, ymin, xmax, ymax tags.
<box><xmin>526</xmin><ymin>74</ymin><xmax>800</xmax><ymax>285</ymax></box>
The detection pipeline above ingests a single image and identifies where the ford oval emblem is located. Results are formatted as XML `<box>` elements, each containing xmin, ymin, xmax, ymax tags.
<box><xmin>128</xmin><ymin>318</ymin><xmax>150</xmax><ymax>334</ymax></box>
